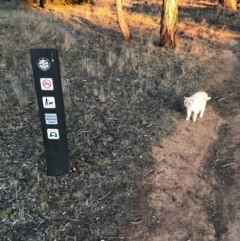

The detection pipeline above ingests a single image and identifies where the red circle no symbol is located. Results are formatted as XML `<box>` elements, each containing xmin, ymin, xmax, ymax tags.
<box><xmin>42</xmin><ymin>79</ymin><xmax>52</xmax><ymax>89</ymax></box>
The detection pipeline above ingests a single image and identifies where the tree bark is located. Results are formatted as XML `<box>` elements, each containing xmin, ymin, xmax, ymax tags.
<box><xmin>116</xmin><ymin>0</ymin><xmax>131</xmax><ymax>41</ymax></box>
<box><xmin>159</xmin><ymin>0</ymin><xmax>178</xmax><ymax>48</ymax></box>
<box><xmin>219</xmin><ymin>0</ymin><xmax>237</xmax><ymax>9</ymax></box>
<box><xmin>40</xmin><ymin>0</ymin><xmax>45</xmax><ymax>8</ymax></box>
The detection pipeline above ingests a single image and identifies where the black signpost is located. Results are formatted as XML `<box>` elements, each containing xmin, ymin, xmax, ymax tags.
<box><xmin>30</xmin><ymin>49</ymin><xmax>69</xmax><ymax>176</ymax></box>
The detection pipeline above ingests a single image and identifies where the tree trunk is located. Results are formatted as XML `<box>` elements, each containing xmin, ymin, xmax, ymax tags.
<box><xmin>40</xmin><ymin>0</ymin><xmax>45</xmax><ymax>8</ymax></box>
<box><xmin>219</xmin><ymin>0</ymin><xmax>237</xmax><ymax>9</ymax></box>
<box><xmin>159</xmin><ymin>0</ymin><xmax>178</xmax><ymax>48</ymax></box>
<box><xmin>116</xmin><ymin>0</ymin><xmax>131</xmax><ymax>41</ymax></box>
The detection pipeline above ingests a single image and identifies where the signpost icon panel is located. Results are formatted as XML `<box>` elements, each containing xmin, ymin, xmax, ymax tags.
<box><xmin>47</xmin><ymin>129</ymin><xmax>59</xmax><ymax>139</ymax></box>
<box><xmin>37</xmin><ymin>57</ymin><xmax>50</xmax><ymax>71</ymax></box>
<box><xmin>42</xmin><ymin>97</ymin><xmax>56</xmax><ymax>108</ymax></box>
<box><xmin>30</xmin><ymin>48</ymin><xmax>69</xmax><ymax>176</ymax></box>
<box><xmin>45</xmin><ymin>113</ymin><xmax>58</xmax><ymax>125</ymax></box>
<box><xmin>40</xmin><ymin>78</ymin><xmax>54</xmax><ymax>90</ymax></box>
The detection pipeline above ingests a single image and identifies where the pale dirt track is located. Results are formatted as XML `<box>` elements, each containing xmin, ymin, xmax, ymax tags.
<box><xmin>129</xmin><ymin>41</ymin><xmax>240</xmax><ymax>241</ymax></box>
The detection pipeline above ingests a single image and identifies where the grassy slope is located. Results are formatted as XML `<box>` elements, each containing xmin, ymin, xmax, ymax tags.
<box><xmin>0</xmin><ymin>1</ymin><xmax>238</xmax><ymax>240</ymax></box>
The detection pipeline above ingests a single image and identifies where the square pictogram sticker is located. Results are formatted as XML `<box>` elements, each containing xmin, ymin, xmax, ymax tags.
<box><xmin>47</xmin><ymin>129</ymin><xmax>59</xmax><ymax>139</ymax></box>
<box><xmin>42</xmin><ymin>97</ymin><xmax>56</xmax><ymax>108</ymax></box>
<box><xmin>40</xmin><ymin>78</ymin><xmax>54</xmax><ymax>90</ymax></box>
<box><xmin>45</xmin><ymin>113</ymin><xmax>58</xmax><ymax>125</ymax></box>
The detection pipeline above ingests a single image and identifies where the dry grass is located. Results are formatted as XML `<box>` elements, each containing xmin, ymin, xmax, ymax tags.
<box><xmin>0</xmin><ymin>1</ymin><xmax>239</xmax><ymax>240</ymax></box>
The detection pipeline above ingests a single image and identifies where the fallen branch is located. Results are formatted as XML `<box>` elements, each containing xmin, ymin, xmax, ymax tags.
<box><xmin>131</xmin><ymin>220</ymin><xmax>143</xmax><ymax>225</ymax></box>
<box><xmin>217</xmin><ymin>91</ymin><xmax>237</xmax><ymax>102</ymax></box>
<box><xmin>221</xmin><ymin>163</ymin><xmax>236</xmax><ymax>167</ymax></box>
<box><xmin>103</xmin><ymin>237</ymin><xmax>125</xmax><ymax>240</ymax></box>
<box><xmin>98</xmin><ymin>191</ymin><xmax>112</xmax><ymax>201</ymax></box>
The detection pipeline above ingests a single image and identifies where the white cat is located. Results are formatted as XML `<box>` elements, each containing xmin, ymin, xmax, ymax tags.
<box><xmin>184</xmin><ymin>91</ymin><xmax>211</xmax><ymax>121</ymax></box>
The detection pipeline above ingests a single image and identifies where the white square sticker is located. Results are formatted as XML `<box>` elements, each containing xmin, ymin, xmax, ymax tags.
<box><xmin>47</xmin><ymin>129</ymin><xmax>59</xmax><ymax>139</ymax></box>
<box><xmin>45</xmin><ymin>113</ymin><xmax>58</xmax><ymax>125</ymax></box>
<box><xmin>40</xmin><ymin>78</ymin><xmax>54</xmax><ymax>90</ymax></box>
<box><xmin>42</xmin><ymin>97</ymin><xmax>56</xmax><ymax>109</ymax></box>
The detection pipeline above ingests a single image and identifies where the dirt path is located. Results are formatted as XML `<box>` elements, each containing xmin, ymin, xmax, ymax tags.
<box><xmin>129</xmin><ymin>40</ymin><xmax>240</xmax><ymax>240</ymax></box>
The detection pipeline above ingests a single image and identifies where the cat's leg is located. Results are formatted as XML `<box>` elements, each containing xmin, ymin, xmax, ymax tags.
<box><xmin>199</xmin><ymin>105</ymin><xmax>206</xmax><ymax>118</ymax></box>
<box><xmin>193</xmin><ymin>111</ymin><xmax>198</xmax><ymax>121</ymax></box>
<box><xmin>186</xmin><ymin>109</ymin><xmax>191</xmax><ymax>121</ymax></box>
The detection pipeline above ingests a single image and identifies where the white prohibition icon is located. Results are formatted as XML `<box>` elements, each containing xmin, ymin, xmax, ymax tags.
<box><xmin>45</xmin><ymin>113</ymin><xmax>58</xmax><ymax>125</ymax></box>
<box><xmin>47</xmin><ymin>129</ymin><xmax>59</xmax><ymax>139</ymax></box>
<box><xmin>37</xmin><ymin>58</ymin><xmax>50</xmax><ymax>71</ymax></box>
<box><xmin>40</xmin><ymin>78</ymin><xmax>54</xmax><ymax>90</ymax></box>
<box><xmin>42</xmin><ymin>97</ymin><xmax>56</xmax><ymax>109</ymax></box>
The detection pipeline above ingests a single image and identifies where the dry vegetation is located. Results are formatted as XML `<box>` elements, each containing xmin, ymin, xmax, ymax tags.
<box><xmin>0</xmin><ymin>0</ymin><xmax>239</xmax><ymax>240</ymax></box>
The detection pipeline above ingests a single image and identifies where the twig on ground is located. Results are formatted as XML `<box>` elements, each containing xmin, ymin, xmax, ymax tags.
<box><xmin>104</xmin><ymin>117</ymin><xmax>119</xmax><ymax>120</ymax></box>
<box><xmin>212</xmin><ymin>209</ymin><xmax>220</xmax><ymax>216</ymax></box>
<box><xmin>102</xmin><ymin>237</ymin><xmax>125</xmax><ymax>240</ymax></box>
<box><xmin>98</xmin><ymin>191</ymin><xmax>112</xmax><ymax>201</ymax></box>
<box><xmin>217</xmin><ymin>91</ymin><xmax>238</xmax><ymax>102</ymax></box>
<box><xmin>221</xmin><ymin>163</ymin><xmax>236</xmax><ymax>167</ymax></box>
<box><xmin>131</xmin><ymin>220</ymin><xmax>143</xmax><ymax>224</ymax></box>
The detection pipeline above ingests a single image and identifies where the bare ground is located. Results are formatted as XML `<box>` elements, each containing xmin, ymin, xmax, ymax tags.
<box><xmin>128</xmin><ymin>43</ymin><xmax>240</xmax><ymax>240</ymax></box>
<box><xmin>1</xmin><ymin>2</ymin><xmax>240</xmax><ymax>240</ymax></box>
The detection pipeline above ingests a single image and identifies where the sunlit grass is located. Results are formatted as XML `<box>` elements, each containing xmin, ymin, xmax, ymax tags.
<box><xmin>0</xmin><ymin>9</ymin><xmax>75</xmax><ymax>51</ymax></box>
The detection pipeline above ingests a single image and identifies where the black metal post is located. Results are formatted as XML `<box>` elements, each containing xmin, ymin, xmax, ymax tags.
<box><xmin>30</xmin><ymin>49</ymin><xmax>69</xmax><ymax>176</ymax></box>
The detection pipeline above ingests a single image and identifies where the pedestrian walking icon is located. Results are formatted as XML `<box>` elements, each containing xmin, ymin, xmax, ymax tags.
<box><xmin>42</xmin><ymin>97</ymin><xmax>56</xmax><ymax>108</ymax></box>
